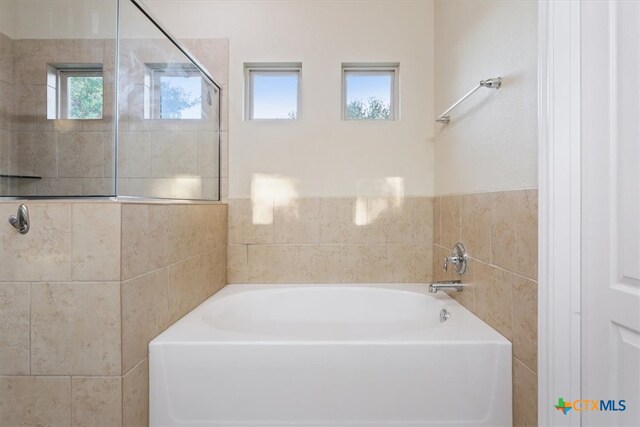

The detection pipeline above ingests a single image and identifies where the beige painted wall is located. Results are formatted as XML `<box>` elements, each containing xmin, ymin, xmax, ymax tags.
<box><xmin>144</xmin><ymin>0</ymin><xmax>435</xmax><ymax>198</ymax></box>
<box><xmin>434</xmin><ymin>0</ymin><xmax>537</xmax><ymax>195</ymax></box>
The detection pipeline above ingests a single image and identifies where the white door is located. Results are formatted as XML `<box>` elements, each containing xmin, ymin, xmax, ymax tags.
<box><xmin>581</xmin><ymin>1</ymin><xmax>640</xmax><ymax>426</ymax></box>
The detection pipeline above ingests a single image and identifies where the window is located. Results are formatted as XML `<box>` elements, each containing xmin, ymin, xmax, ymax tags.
<box><xmin>245</xmin><ymin>63</ymin><xmax>301</xmax><ymax>120</ymax></box>
<box><xmin>47</xmin><ymin>64</ymin><xmax>104</xmax><ymax>120</ymax></box>
<box><xmin>145</xmin><ymin>64</ymin><xmax>204</xmax><ymax>120</ymax></box>
<box><xmin>342</xmin><ymin>63</ymin><xmax>399</xmax><ymax>120</ymax></box>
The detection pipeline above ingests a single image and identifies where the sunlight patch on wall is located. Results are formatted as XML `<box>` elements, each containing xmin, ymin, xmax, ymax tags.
<box><xmin>354</xmin><ymin>177</ymin><xmax>404</xmax><ymax>226</ymax></box>
<box><xmin>174</xmin><ymin>176</ymin><xmax>202</xmax><ymax>199</ymax></box>
<box><xmin>251</xmin><ymin>173</ymin><xmax>299</xmax><ymax>225</ymax></box>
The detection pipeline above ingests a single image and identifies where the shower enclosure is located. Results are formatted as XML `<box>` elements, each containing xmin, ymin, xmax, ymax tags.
<box><xmin>0</xmin><ymin>0</ymin><xmax>221</xmax><ymax>201</ymax></box>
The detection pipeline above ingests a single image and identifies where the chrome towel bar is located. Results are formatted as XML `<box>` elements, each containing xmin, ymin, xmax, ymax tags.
<box><xmin>436</xmin><ymin>77</ymin><xmax>502</xmax><ymax>124</ymax></box>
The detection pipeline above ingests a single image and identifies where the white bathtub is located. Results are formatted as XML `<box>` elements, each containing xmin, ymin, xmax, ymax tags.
<box><xmin>150</xmin><ymin>284</ymin><xmax>512</xmax><ymax>426</ymax></box>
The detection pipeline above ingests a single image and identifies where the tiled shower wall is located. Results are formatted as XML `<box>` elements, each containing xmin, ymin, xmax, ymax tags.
<box><xmin>431</xmin><ymin>189</ymin><xmax>538</xmax><ymax>427</ymax></box>
<box><xmin>228</xmin><ymin>197</ymin><xmax>433</xmax><ymax>283</ymax></box>
<box><xmin>0</xmin><ymin>31</ymin><xmax>18</xmax><ymax>194</ymax></box>
<box><xmin>117</xmin><ymin>38</ymin><xmax>229</xmax><ymax>201</ymax></box>
<box><xmin>0</xmin><ymin>33</ymin><xmax>229</xmax><ymax>200</ymax></box>
<box><xmin>0</xmin><ymin>201</ymin><xmax>228</xmax><ymax>426</ymax></box>
<box><xmin>0</xmin><ymin>36</ymin><xmax>117</xmax><ymax>196</ymax></box>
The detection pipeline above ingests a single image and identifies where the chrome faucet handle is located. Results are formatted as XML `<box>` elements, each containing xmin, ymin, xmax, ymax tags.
<box><xmin>442</xmin><ymin>243</ymin><xmax>468</xmax><ymax>276</ymax></box>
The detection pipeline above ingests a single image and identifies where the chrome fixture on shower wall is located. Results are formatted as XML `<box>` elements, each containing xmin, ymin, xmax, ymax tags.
<box><xmin>8</xmin><ymin>204</ymin><xmax>30</xmax><ymax>234</ymax></box>
<box><xmin>436</xmin><ymin>77</ymin><xmax>502</xmax><ymax>124</ymax></box>
<box><xmin>443</xmin><ymin>242</ymin><xmax>468</xmax><ymax>275</ymax></box>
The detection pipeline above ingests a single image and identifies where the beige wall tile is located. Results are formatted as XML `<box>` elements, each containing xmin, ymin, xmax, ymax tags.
<box><xmin>118</xmin><ymin>131</ymin><xmax>151</xmax><ymax>178</ymax></box>
<box><xmin>103</xmin><ymin>39</ymin><xmax>117</xmax><ymax>86</ymax></box>
<box><xmin>0</xmin><ymin>203</ymin><xmax>72</xmax><ymax>281</ymax></box>
<box><xmin>121</xmin><ymin>204</ymin><xmax>150</xmax><ymax>281</ymax></box>
<box><xmin>72</xmin><ymin>203</ymin><xmax>121</xmax><ymax>281</ymax></box>
<box><xmin>387</xmin><ymin>244</ymin><xmax>432</xmax><ymax>283</ymax></box>
<box><xmin>148</xmin><ymin>204</ymin><xmax>172</xmax><ymax>269</ymax></box>
<box><xmin>229</xmin><ymin>198</ymin><xmax>274</xmax><ymax>244</ymax></box>
<box><xmin>81</xmin><ymin>178</ymin><xmax>114</xmax><ymax>195</ymax></box>
<box><xmin>184</xmin><ymin>204</ymin><xmax>209</xmax><ymax>258</ymax></box>
<box><xmin>0</xmin><ymin>282</ymin><xmax>29</xmax><ymax>374</ymax></box>
<box><xmin>16</xmin><ymin>131</ymin><xmax>57</xmax><ymax>177</ymax></box>
<box><xmin>413</xmin><ymin>197</ymin><xmax>433</xmax><ymax>244</ymax></box>
<box><xmin>439</xmin><ymin>195</ymin><xmax>461</xmax><ymax>249</ymax></box>
<box><xmin>0</xmin><ymin>33</ymin><xmax>13</xmax><ymax>84</ymax></box>
<box><xmin>189</xmin><ymin>39</ymin><xmax>229</xmax><ymax>85</ymax></box>
<box><xmin>71</xmin><ymin>377</ymin><xmax>122</xmax><ymax>427</ymax></box>
<box><xmin>378</xmin><ymin>198</ymin><xmax>414</xmax><ymax>243</ymax></box>
<box><xmin>274</xmin><ymin>198</ymin><xmax>321</xmax><ymax>243</ymax></box>
<box><xmin>248</xmin><ymin>244</ymin><xmax>341</xmax><ymax>284</ymax></box>
<box><xmin>206</xmin><ymin>248</ymin><xmax>226</xmax><ymax>295</ymax></box>
<box><xmin>513</xmin><ymin>358</ymin><xmax>538</xmax><ymax>427</ymax></box>
<box><xmin>228</xmin><ymin>244</ymin><xmax>248</xmax><ymax>283</ymax></box>
<box><xmin>148</xmin><ymin>204</ymin><xmax>186</xmax><ymax>269</ymax></box>
<box><xmin>0</xmin><ymin>81</ymin><xmax>12</xmax><ymax>130</ymax></box>
<box><xmin>433</xmin><ymin>197</ymin><xmax>441</xmax><ymax>245</ymax></box>
<box><xmin>31</xmin><ymin>282</ymin><xmax>121</xmax><ymax>375</ymax></box>
<box><xmin>36</xmin><ymin>178</ymin><xmax>83</xmax><ymax>196</ymax></box>
<box><xmin>196</xmin><ymin>130</ymin><xmax>219</xmax><ymax>177</ymax></box>
<box><xmin>168</xmin><ymin>204</ymin><xmax>189</xmax><ymax>261</ymax></box>
<box><xmin>0</xmin><ymin>130</ymin><xmax>18</xmax><ymax>176</ymax></box>
<box><xmin>461</xmin><ymin>193</ymin><xmax>491</xmax><ymax>262</ymax></box>
<box><xmin>213</xmin><ymin>204</ymin><xmax>228</xmax><ymax>248</ymax></box>
<box><xmin>150</xmin><ymin>131</ymin><xmax>197</xmax><ymax>177</ymax></box>
<box><xmin>513</xmin><ymin>275</ymin><xmax>537</xmax><ymax>372</ymax></box>
<box><xmin>446</xmin><ymin>252</ymin><xmax>476</xmax><ymax>312</ymax></box>
<box><xmin>491</xmin><ymin>190</ymin><xmax>538</xmax><ymax>279</ymax></box>
<box><xmin>0</xmin><ymin>376</ymin><xmax>71</xmax><ymax>427</ymax></box>
<box><xmin>123</xmin><ymin>358</ymin><xmax>149</xmax><ymax>427</ymax></box>
<box><xmin>13</xmin><ymin>40</ymin><xmax>58</xmax><ymax>85</ymax></box>
<box><xmin>340</xmin><ymin>244</ymin><xmax>388</xmax><ymax>283</ymax></box>
<box><xmin>220</xmin><ymin>131</ymin><xmax>229</xmax><ymax>178</ymax></box>
<box><xmin>473</xmin><ymin>261</ymin><xmax>513</xmax><ymax>341</ymax></box>
<box><xmin>58</xmin><ymin>132</ymin><xmax>108</xmax><ymax>178</ymax></box>
<box><xmin>122</xmin><ymin>268</ymin><xmax>169</xmax><ymax>373</ymax></box>
<box><xmin>320</xmin><ymin>198</ymin><xmax>385</xmax><ymax>244</ymax></box>
<box><xmin>57</xmin><ymin>39</ymin><xmax>104</xmax><ymax>64</ymax></box>
<box><xmin>168</xmin><ymin>256</ymin><xmax>205</xmax><ymax>323</ymax></box>
<box><xmin>220</xmin><ymin>245</ymin><xmax>228</xmax><ymax>286</ymax></box>
<box><xmin>13</xmin><ymin>84</ymin><xmax>37</xmax><ymax>130</ymax></box>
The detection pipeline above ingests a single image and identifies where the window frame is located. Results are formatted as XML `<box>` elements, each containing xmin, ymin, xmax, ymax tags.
<box><xmin>47</xmin><ymin>64</ymin><xmax>104</xmax><ymax>120</ymax></box>
<box><xmin>244</xmin><ymin>63</ymin><xmax>302</xmax><ymax>121</ymax></box>
<box><xmin>145</xmin><ymin>63</ymin><xmax>204</xmax><ymax>120</ymax></box>
<box><xmin>341</xmin><ymin>63</ymin><xmax>399</xmax><ymax>121</ymax></box>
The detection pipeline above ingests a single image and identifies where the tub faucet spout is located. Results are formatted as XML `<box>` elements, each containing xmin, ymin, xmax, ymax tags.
<box><xmin>429</xmin><ymin>280</ymin><xmax>463</xmax><ymax>293</ymax></box>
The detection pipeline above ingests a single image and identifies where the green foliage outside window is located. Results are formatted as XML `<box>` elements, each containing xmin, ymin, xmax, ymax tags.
<box><xmin>160</xmin><ymin>81</ymin><xmax>201</xmax><ymax>119</ymax></box>
<box><xmin>346</xmin><ymin>97</ymin><xmax>391</xmax><ymax>120</ymax></box>
<box><xmin>68</xmin><ymin>76</ymin><xmax>103</xmax><ymax>120</ymax></box>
